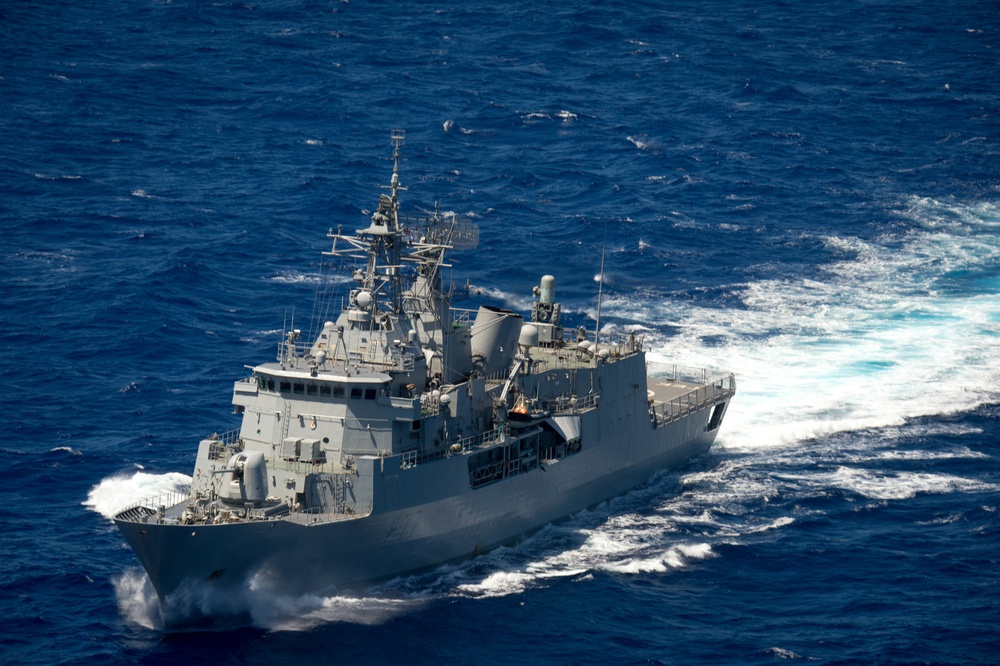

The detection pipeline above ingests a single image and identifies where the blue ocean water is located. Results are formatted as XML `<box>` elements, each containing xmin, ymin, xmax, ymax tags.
<box><xmin>2</xmin><ymin>0</ymin><xmax>999</xmax><ymax>663</ymax></box>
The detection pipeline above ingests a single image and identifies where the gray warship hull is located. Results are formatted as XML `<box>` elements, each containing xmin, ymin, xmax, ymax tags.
<box><xmin>112</xmin><ymin>132</ymin><xmax>735</xmax><ymax>615</ymax></box>
<box><xmin>116</xmin><ymin>358</ymin><xmax>731</xmax><ymax>601</ymax></box>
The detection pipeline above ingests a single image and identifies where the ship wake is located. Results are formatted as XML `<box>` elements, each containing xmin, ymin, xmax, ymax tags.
<box><xmin>111</xmin><ymin>565</ymin><xmax>430</xmax><ymax>631</ymax></box>
<box><xmin>104</xmin><ymin>416</ymin><xmax>996</xmax><ymax>632</ymax></box>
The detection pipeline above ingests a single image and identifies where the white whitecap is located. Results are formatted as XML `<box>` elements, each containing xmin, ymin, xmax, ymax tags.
<box><xmin>466</xmin><ymin>283</ymin><xmax>534</xmax><ymax>311</ymax></box>
<box><xmin>600</xmin><ymin>543</ymin><xmax>715</xmax><ymax>574</ymax></box>
<box><xmin>822</xmin><ymin>467</ymin><xmax>998</xmax><ymax>501</ymax></box>
<box><xmin>626</xmin><ymin>135</ymin><xmax>648</xmax><ymax>150</ymax></box>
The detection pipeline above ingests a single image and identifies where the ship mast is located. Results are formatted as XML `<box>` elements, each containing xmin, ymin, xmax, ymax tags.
<box><xmin>377</xmin><ymin>129</ymin><xmax>408</xmax><ymax>313</ymax></box>
<box><xmin>321</xmin><ymin>131</ymin><xmax>479</xmax><ymax>380</ymax></box>
<box><xmin>324</xmin><ymin>130</ymin><xmax>409</xmax><ymax>317</ymax></box>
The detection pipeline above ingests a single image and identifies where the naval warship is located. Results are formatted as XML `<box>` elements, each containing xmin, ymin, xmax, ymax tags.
<box><xmin>114</xmin><ymin>131</ymin><xmax>735</xmax><ymax>614</ymax></box>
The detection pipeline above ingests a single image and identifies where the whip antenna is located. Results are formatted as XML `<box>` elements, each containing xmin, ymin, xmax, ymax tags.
<box><xmin>594</xmin><ymin>223</ymin><xmax>608</xmax><ymax>355</ymax></box>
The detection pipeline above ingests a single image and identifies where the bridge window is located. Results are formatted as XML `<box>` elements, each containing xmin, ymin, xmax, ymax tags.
<box><xmin>350</xmin><ymin>387</ymin><xmax>363</xmax><ymax>399</ymax></box>
<box><xmin>333</xmin><ymin>386</ymin><xmax>345</xmax><ymax>398</ymax></box>
<box><xmin>293</xmin><ymin>383</ymin><xmax>305</xmax><ymax>394</ymax></box>
<box><xmin>364</xmin><ymin>388</ymin><xmax>377</xmax><ymax>400</ymax></box>
<box><xmin>319</xmin><ymin>386</ymin><xmax>331</xmax><ymax>397</ymax></box>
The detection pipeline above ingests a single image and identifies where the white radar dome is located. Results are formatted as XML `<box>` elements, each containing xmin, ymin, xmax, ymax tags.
<box><xmin>519</xmin><ymin>324</ymin><xmax>539</xmax><ymax>348</ymax></box>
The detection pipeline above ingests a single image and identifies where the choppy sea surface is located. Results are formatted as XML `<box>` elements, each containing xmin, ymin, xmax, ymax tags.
<box><xmin>2</xmin><ymin>1</ymin><xmax>999</xmax><ymax>664</ymax></box>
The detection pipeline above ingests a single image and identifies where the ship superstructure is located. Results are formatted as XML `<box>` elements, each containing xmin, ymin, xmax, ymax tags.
<box><xmin>114</xmin><ymin>131</ymin><xmax>735</xmax><ymax>612</ymax></box>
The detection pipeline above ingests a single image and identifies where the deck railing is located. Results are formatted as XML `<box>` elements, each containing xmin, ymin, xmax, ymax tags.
<box><xmin>113</xmin><ymin>489</ymin><xmax>190</xmax><ymax>522</ymax></box>
<box><xmin>650</xmin><ymin>373</ymin><xmax>736</xmax><ymax>427</ymax></box>
<box><xmin>206</xmin><ymin>428</ymin><xmax>244</xmax><ymax>461</ymax></box>
<box><xmin>549</xmin><ymin>392</ymin><xmax>600</xmax><ymax>414</ymax></box>
<box><xmin>454</xmin><ymin>424</ymin><xmax>509</xmax><ymax>453</ymax></box>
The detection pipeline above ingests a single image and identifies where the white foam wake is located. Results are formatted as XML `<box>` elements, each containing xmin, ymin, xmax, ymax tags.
<box><xmin>636</xmin><ymin>196</ymin><xmax>1000</xmax><ymax>451</ymax></box>
<box><xmin>794</xmin><ymin>467</ymin><xmax>998</xmax><ymax>501</ymax></box>
<box><xmin>105</xmin><ymin>434</ymin><xmax>994</xmax><ymax>631</ymax></box>
<box><xmin>84</xmin><ymin>470</ymin><xmax>191</xmax><ymax>519</ymax></box>
<box><xmin>111</xmin><ymin>564</ymin><xmax>429</xmax><ymax>632</ymax></box>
